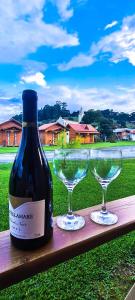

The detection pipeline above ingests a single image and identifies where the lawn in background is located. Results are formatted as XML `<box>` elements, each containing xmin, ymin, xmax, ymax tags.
<box><xmin>0</xmin><ymin>161</ymin><xmax>135</xmax><ymax>300</ymax></box>
<box><xmin>0</xmin><ymin>140</ymin><xmax>135</xmax><ymax>154</ymax></box>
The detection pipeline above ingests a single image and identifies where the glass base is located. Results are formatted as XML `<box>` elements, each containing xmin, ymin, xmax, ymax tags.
<box><xmin>57</xmin><ymin>214</ymin><xmax>85</xmax><ymax>231</ymax></box>
<box><xmin>90</xmin><ymin>210</ymin><xmax>118</xmax><ymax>225</ymax></box>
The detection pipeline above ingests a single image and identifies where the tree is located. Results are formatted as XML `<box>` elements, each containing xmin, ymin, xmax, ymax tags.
<box><xmin>61</xmin><ymin>102</ymin><xmax>70</xmax><ymax>117</ymax></box>
<box><xmin>99</xmin><ymin>118</ymin><xmax>113</xmax><ymax>139</ymax></box>
<box><xmin>53</xmin><ymin>103</ymin><xmax>61</xmax><ymax>119</ymax></box>
<box><xmin>101</xmin><ymin>109</ymin><xmax>118</xmax><ymax>120</ymax></box>
<box><xmin>129</xmin><ymin>112</ymin><xmax>135</xmax><ymax>123</ymax></box>
<box><xmin>70</xmin><ymin>110</ymin><xmax>79</xmax><ymax>117</ymax></box>
<box><xmin>82</xmin><ymin>109</ymin><xmax>103</xmax><ymax>124</ymax></box>
<box><xmin>13</xmin><ymin>113</ymin><xmax>22</xmax><ymax>123</ymax></box>
<box><xmin>12</xmin><ymin>103</ymin><xmax>133</xmax><ymax>130</ymax></box>
<box><xmin>116</xmin><ymin>112</ymin><xmax>129</xmax><ymax>127</ymax></box>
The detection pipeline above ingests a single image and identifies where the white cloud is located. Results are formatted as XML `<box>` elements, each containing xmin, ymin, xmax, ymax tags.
<box><xmin>104</xmin><ymin>20</ymin><xmax>118</xmax><ymax>30</ymax></box>
<box><xmin>21</xmin><ymin>72</ymin><xmax>47</xmax><ymax>87</ymax></box>
<box><xmin>0</xmin><ymin>0</ymin><xmax>79</xmax><ymax>63</ymax></box>
<box><xmin>77</xmin><ymin>0</ymin><xmax>88</xmax><ymax>5</ymax></box>
<box><xmin>96</xmin><ymin>15</ymin><xmax>135</xmax><ymax>65</ymax></box>
<box><xmin>0</xmin><ymin>96</ymin><xmax>12</xmax><ymax>100</ymax></box>
<box><xmin>36</xmin><ymin>84</ymin><xmax>135</xmax><ymax>115</ymax></box>
<box><xmin>58</xmin><ymin>53</ymin><xmax>95</xmax><ymax>71</ymax></box>
<box><xmin>0</xmin><ymin>96</ymin><xmax>22</xmax><ymax>122</ymax></box>
<box><xmin>58</xmin><ymin>14</ymin><xmax>135</xmax><ymax>70</ymax></box>
<box><xmin>1</xmin><ymin>83</ymin><xmax>135</xmax><ymax>122</ymax></box>
<box><xmin>29</xmin><ymin>84</ymin><xmax>135</xmax><ymax>114</ymax></box>
<box><xmin>23</xmin><ymin>60</ymin><xmax>48</xmax><ymax>73</ymax></box>
<box><xmin>53</xmin><ymin>0</ymin><xmax>73</xmax><ymax>21</ymax></box>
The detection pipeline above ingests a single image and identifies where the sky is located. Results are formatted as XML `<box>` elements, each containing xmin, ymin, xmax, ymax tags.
<box><xmin>0</xmin><ymin>0</ymin><xmax>135</xmax><ymax>122</ymax></box>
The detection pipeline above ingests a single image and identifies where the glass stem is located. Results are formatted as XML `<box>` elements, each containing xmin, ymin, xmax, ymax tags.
<box><xmin>101</xmin><ymin>187</ymin><xmax>107</xmax><ymax>213</ymax></box>
<box><xmin>67</xmin><ymin>189</ymin><xmax>73</xmax><ymax>216</ymax></box>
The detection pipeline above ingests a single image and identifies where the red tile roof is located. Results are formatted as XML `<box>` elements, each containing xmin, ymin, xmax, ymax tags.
<box><xmin>0</xmin><ymin>119</ymin><xmax>22</xmax><ymax>130</ymax></box>
<box><xmin>39</xmin><ymin>122</ymin><xmax>99</xmax><ymax>134</ymax></box>
<box><xmin>67</xmin><ymin>123</ymin><xmax>99</xmax><ymax>133</ymax></box>
<box><xmin>130</xmin><ymin>130</ymin><xmax>135</xmax><ymax>134</ymax></box>
<box><xmin>39</xmin><ymin>122</ymin><xmax>55</xmax><ymax>130</ymax></box>
<box><xmin>39</xmin><ymin>122</ymin><xmax>64</xmax><ymax>131</ymax></box>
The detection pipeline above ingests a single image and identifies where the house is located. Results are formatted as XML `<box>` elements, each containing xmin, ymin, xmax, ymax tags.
<box><xmin>0</xmin><ymin>119</ymin><xmax>22</xmax><ymax>146</ymax></box>
<box><xmin>67</xmin><ymin>123</ymin><xmax>99</xmax><ymax>144</ymax></box>
<box><xmin>0</xmin><ymin>116</ymin><xmax>99</xmax><ymax>146</ymax></box>
<box><xmin>57</xmin><ymin>107</ymin><xmax>84</xmax><ymax>127</ymax></box>
<box><xmin>129</xmin><ymin>130</ymin><xmax>135</xmax><ymax>141</ymax></box>
<box><xmin>113</xmin><ymin>128</ymin><xmax>131</xmax><ymax>140</ymax></box>
<box><xmin>57</xmin><ymin>116</ymin><xmax>78</xmax><ymax>127</ymax></box>
<box><xmin>39</xmin><ymin>122</ymin><xmax>67</xmax><ymax>145</ymax></box>
<box><xmin>39</xmin><ymin>121</ymin><xmax>98</xmax><ymax>145</ymax></box>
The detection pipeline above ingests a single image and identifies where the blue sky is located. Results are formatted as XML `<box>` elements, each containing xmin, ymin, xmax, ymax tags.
<box><xmin>0</xmin><ymin>0</ymin><xmax>135</xmax><ymax>122</ymax></box>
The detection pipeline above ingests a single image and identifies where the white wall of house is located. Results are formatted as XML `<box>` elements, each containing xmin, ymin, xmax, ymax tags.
<box><xmin>57</xmin><ymin>116</ymin><xmax>78</xmax><ymax>127</ymax></box>
<box><xmin>57</xmin><ymin>116</ymin><xmax>66</xmax><ymax>127</ymax></box>
<box><xmin>66</xmin><ymin>131</ymin><xmax>69</xmax><ymax>143</ymax></box>
<box><xmin>129</xmin><ymin>133</ymin><xmax>135</xmax><ymax>141</ymax></box>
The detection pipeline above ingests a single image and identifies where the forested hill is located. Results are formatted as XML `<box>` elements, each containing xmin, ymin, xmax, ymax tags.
<box><xmin>13</xmin><ymin>101</ymin><xmax>79</xmax><ymax>124</ymax></box>
<box><xmin>13</xmin><ymin>101</ymin><xmax>135</xmax><ymax>137</ymax></box>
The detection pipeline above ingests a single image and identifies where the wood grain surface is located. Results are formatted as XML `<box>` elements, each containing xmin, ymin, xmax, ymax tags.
<box><xmin>0</xmin><ymin>196</ymin><xmax>135</xmax><ymax>290</ymax></box>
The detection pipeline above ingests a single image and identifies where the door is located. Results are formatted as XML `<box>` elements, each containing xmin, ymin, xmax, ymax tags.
<box><xmin>7</xmin><ymin>131</ymin><xmax>10</xmax><ymax>146</ymax></box>
<box><xmin>14</xmin><ymin>132</ymin><xmax>17</xmax><ymax>145</ymax></box>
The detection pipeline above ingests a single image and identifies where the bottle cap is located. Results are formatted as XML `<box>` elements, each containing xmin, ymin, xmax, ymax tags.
<box><xmin>22</xmin><ymin>90</ymin><xmax>38</xmax><ymax>123</ymax></box>
<box><xmin>22</xmin><ymin>89</ymin><xmax>38</xmax><ymax>101</ymax></box>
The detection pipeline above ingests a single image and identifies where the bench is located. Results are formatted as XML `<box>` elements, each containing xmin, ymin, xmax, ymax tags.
<box><xmin>0</xmin><ymin>195</ymin><xmax>135</xmax><ymax>290</ymax></box>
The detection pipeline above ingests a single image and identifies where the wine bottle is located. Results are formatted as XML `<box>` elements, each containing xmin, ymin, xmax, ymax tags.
<box><xmin>9</xmin><ymin>89</ymin><xmax>53</xmax><ymax>250</ymax></box>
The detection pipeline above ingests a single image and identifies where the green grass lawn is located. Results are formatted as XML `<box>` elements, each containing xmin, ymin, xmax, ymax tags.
<box><xmin>0</xmin><ymin>161</ymin><xmax>135</xmax><ymax>300</ymax></box>
<box><xmin>0</xmin><ymin>140</ymin><xmax>135</xmax><ymax>154</ymax></box>
<box><xmin>79</xmin><ymin>140</ymin><xmax>135</xmax><ymax>149</ymax></box>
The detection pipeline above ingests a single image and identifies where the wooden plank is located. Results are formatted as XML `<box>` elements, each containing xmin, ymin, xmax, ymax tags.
<box><xmin>0</xmin><ymin>196</ymin><xmax>135</xmax><ymax>290</ymax></box>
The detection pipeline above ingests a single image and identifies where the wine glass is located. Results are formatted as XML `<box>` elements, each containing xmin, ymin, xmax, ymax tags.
<box><xmin>90</xmin><ymin>149</ymin><xmax>122</xmax><ymax>225</ymax></box>
<box><xmin>53</xmin><ymin>149</ymin><xmax>89</xmax><ymax>230</ymax></box>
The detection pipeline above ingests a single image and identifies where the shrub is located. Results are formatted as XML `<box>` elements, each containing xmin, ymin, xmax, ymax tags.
<box><xmin>108</xmin><ymin>135</ymin><xmax>117</xmax><ymax>143</ymax></box>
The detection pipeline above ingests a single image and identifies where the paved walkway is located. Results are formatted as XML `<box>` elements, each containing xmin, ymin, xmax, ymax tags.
<box><xmin>0</xmin><ymin>146</ymin><xmax>135</xmax><ymax>163</ymax></box>
<box><xmin>0</xmin><ymin>151</ymin><xmax>54</xmax><ymax>163</ymax></box>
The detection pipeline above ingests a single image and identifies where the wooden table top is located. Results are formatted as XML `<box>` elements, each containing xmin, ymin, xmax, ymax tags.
<box><xmin>0</xmin><ymin>196</ymin><xmax>135</xmax><ymax>290</ymax></box>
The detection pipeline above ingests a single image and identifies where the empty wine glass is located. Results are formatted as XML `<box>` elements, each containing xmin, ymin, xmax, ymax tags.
<box><xmin>53</xmin><ymin>149</ymin><xmax>89</xmax><ymax>230</ymax></box>
<box><xmin>90</xmin><ymin>149</ymin><xmax>122</xmax><ymax>225</ymax></box>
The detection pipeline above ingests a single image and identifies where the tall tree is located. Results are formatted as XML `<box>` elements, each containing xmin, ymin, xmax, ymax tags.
<box><xmin>99</xmin><ymin>118</ymin><xmax>113</xmax><ymax>139</ymax></box>
<box><xmin>82</xmin><ymin>109</ymin><xmax>103</xmax><ymax>124</ymax></box>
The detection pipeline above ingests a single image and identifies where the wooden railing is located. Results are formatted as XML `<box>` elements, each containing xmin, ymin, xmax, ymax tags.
<box><xmin>0</xmin><ymin>196</ymin><xmax>135</xmax><ymax>290</ymax></box>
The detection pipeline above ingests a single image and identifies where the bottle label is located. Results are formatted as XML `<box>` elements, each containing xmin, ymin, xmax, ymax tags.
<box><xmin>9</xmin><ymin>195</ymin><xmax>45</xmax><ymax>239</ymax></box>
<box><xmin>22</xmin><ymin>122</ymin><xmax>37</xmax><ymax>128</ymax></box>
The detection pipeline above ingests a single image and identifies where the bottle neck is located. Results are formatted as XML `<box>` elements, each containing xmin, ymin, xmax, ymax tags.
<box><xmin>21</xmin><ymin>125</ymin><xmax>40</xmax><ymax>147</ymax></box>
<box><xmin>22</xmin><ymin>94</ymin><xmax>38</xmax><ymax>123</ymax></box>
<box><xmin>21</xmin><ymin>89</ymin><xmax>40</xmax><ymax>146</ymax></box>
<box><xmin>22</xmin><ymin>121</ymin><xmax>38</xmax><ymax>128</ymax></box>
